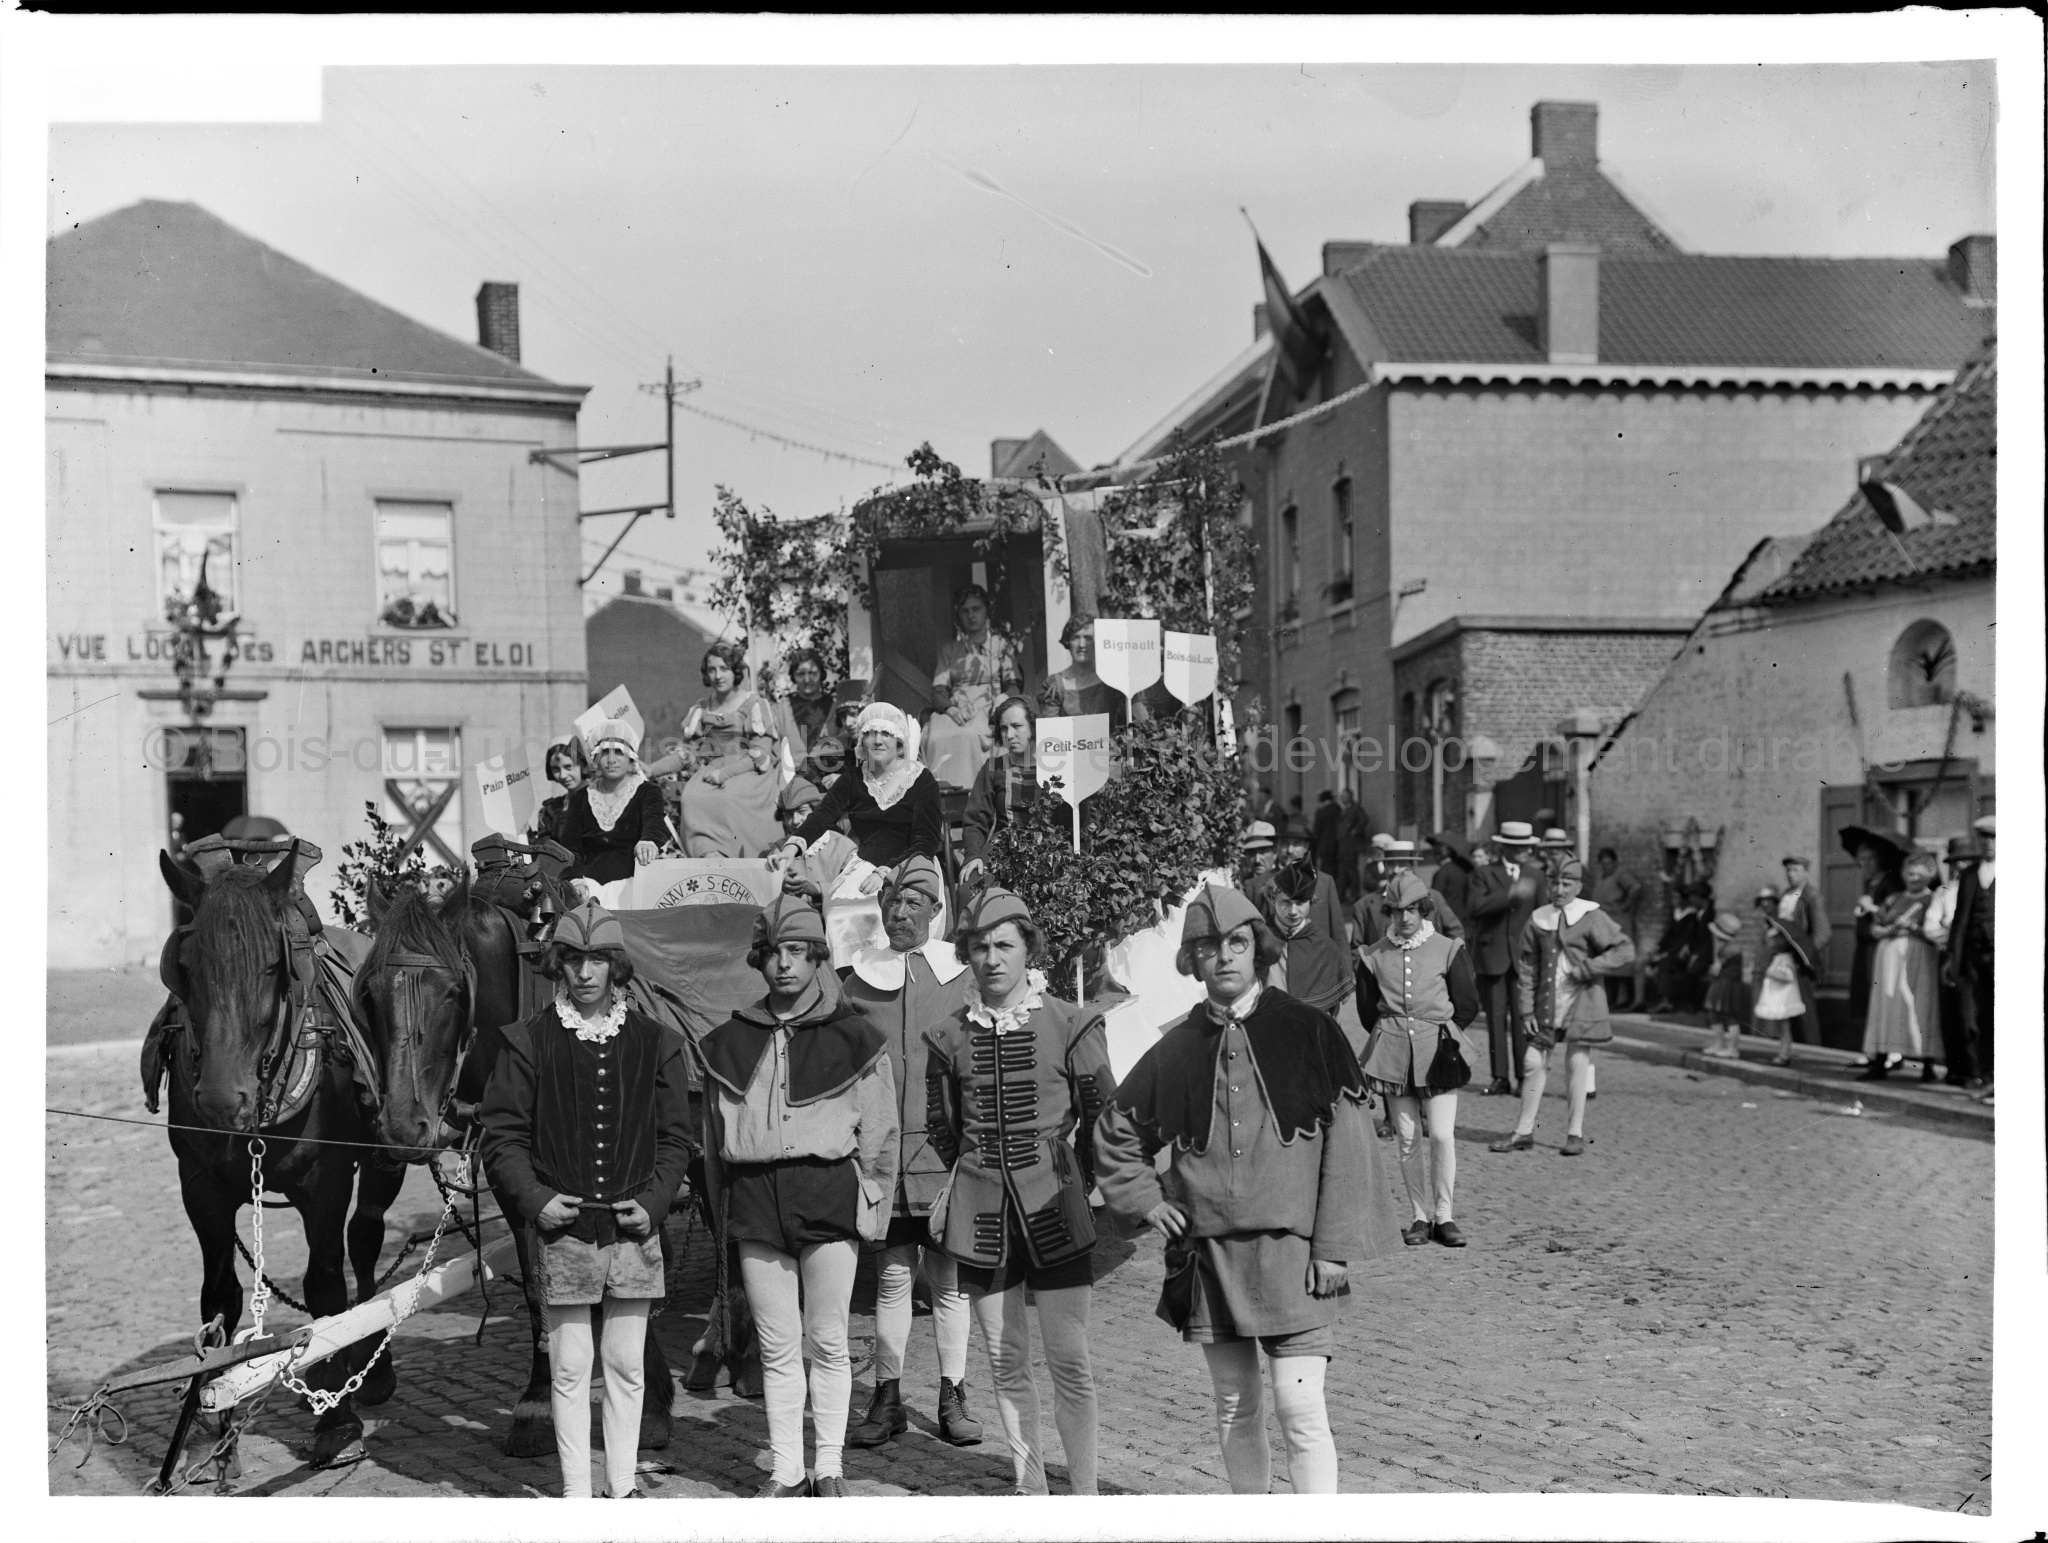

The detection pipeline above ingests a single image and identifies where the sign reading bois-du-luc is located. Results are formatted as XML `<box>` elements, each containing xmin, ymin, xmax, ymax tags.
<box><xmin>1035</xmin><ymin>715</ymin><xmax>1114</xmax><ymax>807</ymax></box>
<box><xmin>1092</xmin><ymin>618</ymin><xmax>1161</xmax><ymax>701</ymax></box>
<box><xmin>1161</xmin><ymin>631</ymin><xmax>1218</xmax><ymax>705</ymax></box>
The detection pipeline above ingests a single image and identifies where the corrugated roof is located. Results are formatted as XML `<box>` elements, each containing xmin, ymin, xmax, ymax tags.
<box><xmin>1756</xmin><ymin>341</ymin><xmax>1996</xmax><ymax>602</ymax></box>
<box><xmin>47</xmin><ymin>199</ymin><xmax>565</xmax><ymax>388</ymax></box>
<box><xmin>1336</xmin><ymin>246</ymin><xmax>1994</xmax><ymax>369</ymax></box>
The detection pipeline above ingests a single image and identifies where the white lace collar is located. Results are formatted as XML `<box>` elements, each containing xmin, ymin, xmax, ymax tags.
<box><xmin>967</xmin><ymin>980</ymin><xmax>1043</xmax><ymax>1035</ymax></box>
<box><xmin>553</xmin><ymin>988</ymin><xmax>629</xmax><ymax>1044</ymax></box>
<box><xmin>851</xmin><ymin>937</ymin><xmax>968</xmax><ymax>992</ymax></box>
<box><xmin>1391</xmin><ymin>919</ymin><xmax>1438</xmax><ymax>951</ymax></box>
<box><xmin>584</xmin><ymin>772</ymin><xmax>647</xmax><ymax>832</ymax></box>
<box><xmin>863</xmin><ymin>757</ymin><xmax>922</xmax><ymax>812</ymax></box>
<box><xmin>1533</xmin><ymin>897</ymin><xmax>1601</xmax><ymax>930</ymax></box>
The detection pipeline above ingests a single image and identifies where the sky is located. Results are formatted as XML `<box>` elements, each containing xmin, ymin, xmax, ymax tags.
<box><xmin>45</xmin><ymin>59</ymin><xmax>2000</xmax><ymax>605</ymax></box>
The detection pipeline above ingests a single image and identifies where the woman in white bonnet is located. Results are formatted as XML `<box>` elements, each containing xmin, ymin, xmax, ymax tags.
<box><xmin>773</xmin><ymin>702</ymin><xmax>945</xmax><ymax>898</ymax></box>
<box><xmin>554</xmin><ymin>718</ymin><xmax>668</xmax><ymax>885</ymax></box>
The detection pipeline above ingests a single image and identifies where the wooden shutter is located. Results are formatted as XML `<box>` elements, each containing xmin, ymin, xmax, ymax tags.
<box><xmin>1817</xmin><ymin>784</ymin><xmax>1866</xmax><ymax>988</ymax></box>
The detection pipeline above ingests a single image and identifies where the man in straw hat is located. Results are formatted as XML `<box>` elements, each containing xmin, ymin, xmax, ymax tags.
<box><xmin>1493</xmin><ymin>857</ymin><xmax>1635</xmax><ymax>1156</ymax></box>
<box><xmin>699</xmin><ymin>896</ymin><xmax>899</xmax><ymax>1496</ymax></box>
<box><xmin>1097</xmin><ymin>883</ymin><xmax>1399</xmax><ymax>1495</ymax></box>
<box><xmin>1466</xmin><ymin>821</ymin><xmax>1548</xmax><ymax>1096</ymax></box>
<box><xmin>480</xmin><ymin>900</ymin><xmax>694</xmax><ymax>1498</ymax></box>
<box><xmin>841</xmin><ymin>857</ymin><xmax>983</xmax><ymax>1451</ymax></box>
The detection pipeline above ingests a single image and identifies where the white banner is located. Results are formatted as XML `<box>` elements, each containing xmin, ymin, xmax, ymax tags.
<box><xmin>600</xmin><ymin>857</ymin><xmax>780</xmax><ymax>912</ymax></box>
<box><xmin>1161</xmin><ymin>631</ymin><xmax>1218</xmax><ymax>706</ymax></box>
<box><xmin>1092</xmin><ymin>617</ymin><xmax>1161</xmax><ymax>700</ymax></box>
<box><xmin>574</xmin><ymin>684</ymin><xmax>645</xmax><ymax>755</ymax></box>
<box><xmin>1036</xmin><ymin>714</ymin><xmax>1114</xmax><ymax>808</ymax></box>
<box><xmin>474</xmin><ymin>747</ymin><xmax>539</xmax><ymax>838</ymax></box>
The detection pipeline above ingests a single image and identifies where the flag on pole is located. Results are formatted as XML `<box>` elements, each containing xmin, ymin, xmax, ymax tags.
<box><xmin>1244</xmin><ymin>212</ymin><xmax>1326</xmax><ymax>396</ymax></box>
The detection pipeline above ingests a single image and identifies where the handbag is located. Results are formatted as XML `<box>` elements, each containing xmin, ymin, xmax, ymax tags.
<box><xmin>1424</xmin><ymin>1025</ymin><xmax>1473</xmax><ymax>1093</ymax></box>
<box><xmin>925</xmin><ymin>1169</ymin><xmax>954</xmax><ymax>1248</ymax></box>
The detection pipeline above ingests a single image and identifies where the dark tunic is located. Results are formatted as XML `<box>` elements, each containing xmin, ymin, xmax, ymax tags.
<box><xmin>557</xmin><ymin>781</ymin><xmax>669</xmax><ymax>885</ymax></box>
<box><xmin>791</xmin><ymin>764</ymin><xmax>946</xmax><ymax>868</ymax></box>
<box><xmin>479</xmin><ymin>1003</ymin><xmax>695</xmax><ymax>1248</ymax></box>
<box><xmin>961</xmin><ymin>754</ymin><xmax>1042</xmax><ymax>862</ymax></box>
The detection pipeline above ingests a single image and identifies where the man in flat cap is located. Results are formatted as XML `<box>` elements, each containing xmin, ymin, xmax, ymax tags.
<box><xmin>699</xmin><ymin>896</ymin><xmax>898</xmax><ymax>1496</ymax></box>
<box><xmin>1097</xmin><ymin>884</ymin><xmax>1399</xmax><ymax>1494</ymax></box>
<box><xmin>841</xmin><ymin>857</ymin><xmax>983</xmax><ymax>1450</ymax></box>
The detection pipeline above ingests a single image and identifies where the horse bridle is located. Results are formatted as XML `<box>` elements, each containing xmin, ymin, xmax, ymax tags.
<box><xmin>370</xmin><ymin>947</ymin><xmax>482</xmax><ymax>1140</ymax></box>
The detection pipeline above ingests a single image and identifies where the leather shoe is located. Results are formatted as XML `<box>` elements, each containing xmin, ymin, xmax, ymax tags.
<box><xmin>1374</xmin><ymin>1120</ymin><xmax>1394</xmax><ymax>1141</ymax></box>
<box><xmin>937</xmin><ymin>1376</ymin><xmax>983</xmax><ymax>1446</ymax></box>
<box><xmin>812</xmin><ymin>1475</ymin><xmax>850</xmax><ymax>1498</ymax></box>
<box><xmin>1481</xmin><ymin>1078</ymin><xmax>1513</xmax><ymax>1096</ymax></box>
<box><xmin>756</xmin><ymin>1477</ymin><xmax>811</xmax><ymax>1498</ymax></box>
<box><xmin>1432</xmin><ymin>1221</ymin><xmax>1467</xmax><ymax>1248</ymax></box>
<box><xmin>1401</xmin><ymin>1218</ymin><xmax>1432</xmax><ymax>1246</ymax></box>
<box><xmin>1559</xmin><ymin>1134</ymin><xmax>1587</xmax><ymax>1156</ymax></box>
<box><xmin>845</xmin><ymin>1378</ymin><xmax>906</xmax><ymax>1449</ymax></box>
<box><xmin>1488</xmin><ymin>1133</ymin><xmax>1534</xmax><ymax>1153</ymax></box>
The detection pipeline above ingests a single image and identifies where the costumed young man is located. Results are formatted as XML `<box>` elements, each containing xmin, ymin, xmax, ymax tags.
<box><xmin>1096</xmin><ymin>885</ymin><xmax>1400</xmax><ymax>1495</ymax></box>
<box><xmin>840</xmin><ymin>856</ymin><xmax>983</xmax><ymax>1449</ymax></box>
<box><xmin>1261</xmin><ymin>861</ymin><xmax>1364</xmax><ymax>1054</ymax></box>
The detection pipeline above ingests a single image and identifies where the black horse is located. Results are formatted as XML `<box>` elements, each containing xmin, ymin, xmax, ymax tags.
<box><xmin>156</xmin><ymin>850</ymin><xmax>407</xmax><ymax>1472</ymax></box>
<box><xmin>355</xmin><ymin>875</ymin><xmax>674</xmax><ymax>1458</ymax></box>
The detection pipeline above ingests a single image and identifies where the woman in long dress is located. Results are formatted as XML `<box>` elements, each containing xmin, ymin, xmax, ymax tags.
<box><xmin>672</xmin><ymin>640</ymin><xmax>784</xmax><ymax>858</ymax></box>
<box><xmin>926</xmin><ymin>584</ymin><xmax>1023</xmax><ymax>792</ymax></box>
<box><xmin>773</xmin><ymin>650</ymin><xmax>836</xmax><ymax>781</ymax></box>
<box><xmin>1860</xmin><ymin>849</ymin><xmax>1943</xmax><ymax>1079</ymax></box>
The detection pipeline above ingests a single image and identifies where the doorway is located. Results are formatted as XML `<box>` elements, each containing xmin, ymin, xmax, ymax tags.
<box><xmin>163</xmin><ymin>726</ymin><xmax>247</xmax><ymax>925</ymax></box>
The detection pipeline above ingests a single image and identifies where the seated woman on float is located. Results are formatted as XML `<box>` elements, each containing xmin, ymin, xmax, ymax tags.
<box><xmin>772</xmin><ymin>703</ymin><xmax>945</xmax><ymax>900</ymax></box>
<box><xmin>640</xmin><ymin>639</ymin><xmax>784</xmax><ymax>858</ymax></box>
<box><xmin>925</xmin><ymin>583</ymin><xmax>1023</xmax><ymax>793</ymax></box>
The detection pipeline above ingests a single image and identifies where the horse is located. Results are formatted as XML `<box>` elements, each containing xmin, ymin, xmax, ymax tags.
<box><xmin>155</xmin><ymin>849</ymin><xmax>407</xmax><ymax>1473</ymax></box>
<box><xmin>355</xmin><ymin>873</ymin><xmax>676</xmax><ymax>1458</ymax></box>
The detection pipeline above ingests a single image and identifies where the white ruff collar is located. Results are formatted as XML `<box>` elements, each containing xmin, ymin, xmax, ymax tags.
<box><xmin>968</xmin><ymin>981</ymin><xmax>1043</xmax><ymax>1035</ymax></box>
<box><xmin>1392</xmin><ymin>919</ymin><xmax>1438</xmax><ymax>951</ymax></box>
<box><xmin>554</xmin><ymin>989</ymin><xmax>628</xmax><ymax>1044</ymax></box>
<box><xmin>584</xmin><ymin>772</ymin><xmax>646</xmax><ymax>832</ymax></box>
<box><xmin>852</xmin><ymin>937</ymin><xmax>967</xmax><ymax>992</ymax></box>
<box><xmin>1533</xmin><ymin>898</ymin><xmax>1601</xmax><ymax>930</ymax></box>
<box><xmin>863</xmin><ymin>757</ymin><xmax>921</xmax><ymax>812</ymax></box>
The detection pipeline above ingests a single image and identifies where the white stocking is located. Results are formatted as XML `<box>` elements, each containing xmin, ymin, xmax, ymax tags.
<box><xmin>1200</xmin><ymin>1340</ymin><xmax>1270</xmax><ymax>1494</ymax></box>
<box><xmin>1270</xmin><ymin>1355</ymin><xmax>1336</xmax><ymax>1494</ymax></box>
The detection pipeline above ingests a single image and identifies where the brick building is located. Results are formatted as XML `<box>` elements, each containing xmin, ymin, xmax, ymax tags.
<box><xmin>47</xmin><ymin>201</ymin><xmax>588</xmax><ymax>966</ymax></box>
<box><xmin>1588</xmin><ymin>343</ymin><xmax>1996</xmax><ymax>1044</ymax></box>
<box><xmin>584</xmin><ymin>574</ymin><xmax>729</xmax><ymax>753</ymax></box>
<box><xmin>1114</xmin><ymin>101</ymin><xmax>1996</xmax><ymax>842</ymax></box>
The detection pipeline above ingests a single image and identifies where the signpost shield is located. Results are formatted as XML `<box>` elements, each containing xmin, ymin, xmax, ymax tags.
<box><xmin>474</xmin><ymin>747</ymin><xmax>538</xmax><ymax>838</ymax></box>
<box><xmin>1161</xmin><ymin>631</ymin><xmax>1218</xmax><ymax>705</ymax></box>
<box><xmin>1092</xmin><ymin>618</ymin><xmax>1161</xmax><ymax>702</ymax></box>
<box><xmin>1035</xmin><ymin>714</ymin><xmax>1114</xmax><ymax>809</ymax></box>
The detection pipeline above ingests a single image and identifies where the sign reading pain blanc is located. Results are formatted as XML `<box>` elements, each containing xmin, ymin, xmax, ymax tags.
<box><xmin>474</xmin><ymin>747</ymin><xmax>538</xmax><ymax>837</ymax></box>
<box><xmin>1161</xmin><ymin>631</ymin><xmax>1218</xmax><ymax>705</ymax></box>
<box><xmin>1092</xmin><ymin>618</ymin><xmax>1161</xmax><ymax>702</ymax></box>
<box><xmin>1035</xmin><ymin>714</ymin><xmax>1114</xmax><ymax>807</ymax></box>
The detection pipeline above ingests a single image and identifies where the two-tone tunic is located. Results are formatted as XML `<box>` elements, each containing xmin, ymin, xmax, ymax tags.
<box><xmin>1355</xmin><ymin>927</ymin><xmax>1482</xmax><ymax>1094</ymax></box>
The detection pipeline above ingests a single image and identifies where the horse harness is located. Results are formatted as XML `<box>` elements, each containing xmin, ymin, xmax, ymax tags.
<box><xmin>365</xmin><ymin>945</ymin><xmax>481</xmax><ymax>1137</ymax></box>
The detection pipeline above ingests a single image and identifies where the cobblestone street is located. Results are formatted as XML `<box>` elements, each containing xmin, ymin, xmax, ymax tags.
<box><xmin>47</xmin><ymin>1023</ymin><xmax>1990</xmax><ymax>1511</ymax></box>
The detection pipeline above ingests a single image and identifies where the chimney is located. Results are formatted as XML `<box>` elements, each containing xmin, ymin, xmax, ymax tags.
<box><xmin>1253</xmin><ymin>302</ymin><xmax>1271</xmax><ymax>341</ymax></box>
<box><xmin>1539</xmin><ymin>244</ymin><xmax>1600</xmax><ymax>364</ymax></box>
<box><xmin>475</xmin><ymin>281</ymin><xmax>521</xmax><ymax>363</ymax></box>
<box><xmin>1531</xmin><ymin>101</ymin><xmax>1598</xmax><ymax>169</ymax></box>
<box><xmin>1409</xmin><ymin>201</ymin><xmax>1468</xmax><ymax>245</ymax></box>
<box><xmin>1322</xmin><ymin>240</ymin><xmax>1376</xmax><ymax>276</ymax></box>
<box><xmin>655</xmin><ymin>585</ymin><xmax>674</xmax><ymax>602</ymax></box>
<box><xmin>1947</xmin><ymin>234</ymin><xmax>1996</xmax><ymax>303</ymax></box>
<box><xmin>990</xmin><ymin>439</ymin><xmax>1025</xmax><ymax>478</ymax></box>
<box><xmin>622</xmin><ymin>569</ymin><xmax>643</xmax><ymax>597</ymax></box>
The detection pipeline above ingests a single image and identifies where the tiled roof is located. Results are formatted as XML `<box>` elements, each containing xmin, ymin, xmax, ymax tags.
<box><xmin>1335</xmin><ymin>247</ymin><xmax>1994</xmax><ymax>369</ymax></box>
<box><xmin>1756</xmin><ymin>341</ymin><xmax>1996</xmax><ymax>602</ymax></box>
<box><xmin>47</xmin><ymin>200</ymin><xmax>559</xmax><ymax>387</ymax></box>
<box><xmin>1455</xmin><ymin>165</ymin><xmax>1677</xmax><ymax>255</ymax></box>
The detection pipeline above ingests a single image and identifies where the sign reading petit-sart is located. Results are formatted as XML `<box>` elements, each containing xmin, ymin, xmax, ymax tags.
<box><xmin>1092</xmin><ymin>618</ymin><xmax>1161</xmax><ymax>701</ymax></box>
<box><xmin>1161</xmin><ymin>631</ymin><xmax>1218</xmax><ymax>705</ymax></box>
<box><xmin>1035</xmin><ymin>714</ymin><xmax>1114</xmax><ymax>807</ymax></box>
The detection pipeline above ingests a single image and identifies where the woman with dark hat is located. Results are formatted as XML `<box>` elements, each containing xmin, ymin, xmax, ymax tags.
<box><xmin>1096</xmin><ymin>883</ymin><xmax>1396</xmax><ymax>1493</ymax></box>
<box><xmin>926</xmin><ymin>887</ymin><xmax>1114</xmax><ymax>1495</ymax></box>
<box><xmin>1495</xmin><ymin>857</ymin><xmax>1635</xmax><ymax>1156</ymax></box>
<box><xmin>1841</xmin><ymin>826</ymin><xmax>1907</xmax><ymax>1031</ymax></box>
<box><xmin>1358</xmin><ymin>870</ymin><xmax>1484</xmax><ymax>1243</ymax></box>
<box><xmin>700</xmin><ymin>897</ymin><xmax>899</xmax><ymax>1497</ymax></box>
<box><xmin>479</xmin><ymin>901</ymin><xmax>694</xmax><ymax>1498</ymax></box>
